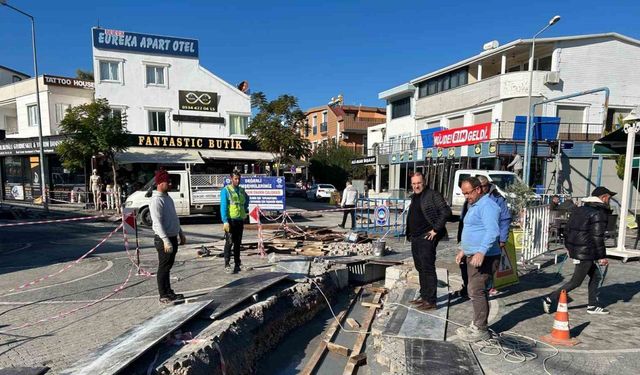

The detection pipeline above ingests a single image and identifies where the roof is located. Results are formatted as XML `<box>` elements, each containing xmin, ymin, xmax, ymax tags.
<box><xmin>305</xmin><ymin>104</ymin><xmax>386</xmax><ymax>116</ymax></box>
<box><xmin>410</xmin><ymin>32</ymin><xmax>640</xmax><ymax>85</ymax></box>
<box><xmin>0</xmin><ymin>65</ymin><xmax>30</xmax><ymax>78</ymax></box>
<box><xmin>378</xmin><ymin>83</ymin><xmax>415</xmax><ymax>100</ymax></box>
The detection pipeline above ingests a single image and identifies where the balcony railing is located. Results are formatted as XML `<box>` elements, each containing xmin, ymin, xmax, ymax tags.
<box><xmin>370</xmin><ymin>121</ymin><xmax>604</xmax><ymax>156</ymax></box>
<box><xmin>342</xmin><ymin>116</ymin><xmax>386</xmax><ymax>131</ymax></box>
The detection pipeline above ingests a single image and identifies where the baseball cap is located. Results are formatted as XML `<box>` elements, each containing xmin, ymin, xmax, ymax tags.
<box><xmin>591</xmin><ymin>186</ymin><xmax>616</xmax><ymax>197</ymax></box>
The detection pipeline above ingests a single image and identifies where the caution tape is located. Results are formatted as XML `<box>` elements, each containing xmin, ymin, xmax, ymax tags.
<box><xmin>0</xmin><ymin>215</ymin><xmax>104</xmax><ymax>228</ymax></box>
<box><xmin>0</xmin><ymin>223</ymin><xmax>124</xmax><ymax>297</ymax></box>
<box><xmin>0</xmin><ymin>265</ymin><xmax>134</xmax><ymax>333</ymax></box>
<box><xmin>122</xmin><ymin>221</ymin><xmax>153</xmax><ymax>277</ymax></box>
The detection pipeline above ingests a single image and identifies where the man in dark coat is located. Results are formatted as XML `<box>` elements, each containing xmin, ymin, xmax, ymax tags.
<box><xmin>405</xmin><ymin>172</ymin><xmax>452</xmax><ymax>311</ymax></box>
<box><xmin>542</xmin><ymin>186</ymin><xmax>614</xmax><ymax>315</ymax></box>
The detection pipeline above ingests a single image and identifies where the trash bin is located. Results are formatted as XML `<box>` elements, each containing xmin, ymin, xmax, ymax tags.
<box><xmin>372</xmin><ymin>240</ymin><xmax>386</xmax><ymax>257</ymax></box>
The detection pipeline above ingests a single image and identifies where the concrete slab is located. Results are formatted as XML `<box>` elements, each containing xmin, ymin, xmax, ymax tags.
<box><xmin>405</xmin><ymin>339</ymin><xmax>482</xmax><ymax>375</ymax></box>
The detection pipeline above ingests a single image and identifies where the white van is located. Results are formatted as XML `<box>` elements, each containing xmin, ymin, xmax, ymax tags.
<box><xmin>450</xmin><ymin>170</ymin><xmax>522</xmax><ymax>215</ymax></box>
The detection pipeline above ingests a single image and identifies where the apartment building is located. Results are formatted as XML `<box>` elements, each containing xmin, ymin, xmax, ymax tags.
<box><xmin>0</xmin><ymin>65</ymin><xmax>29</xmax><ymax>87</ymax></box>
<box><xmin>372</xmin><ymin>32</ymin><xmax>640</xmax><ymax>199</ymax></box>
<box><xmin>304</xmin><ymin>98</ymin><xmax>385</xmax><ymax>155</ymax></box>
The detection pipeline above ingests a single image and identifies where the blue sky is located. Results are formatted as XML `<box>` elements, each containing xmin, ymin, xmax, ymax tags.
<box><xmin>1</xmin><ymin>0</ymin><xmax>639</xmax><ymax>110</ymax></box>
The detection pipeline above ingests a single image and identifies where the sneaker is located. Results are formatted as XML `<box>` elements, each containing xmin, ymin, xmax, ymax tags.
<box><xmin>233</xmin><ymin>265</ymin><xmax>241</xmax><ymax>274</ymax></box>
<box><xmin>542</xmin><ymin>296</ymin><xmax>552</xmax><ymax>314</ymax></box>
<box><xmin>587</xmin><ymin>306</ymin><xmax>610</xmax><ymax>315</ymax></box>
<box><xmin>488</xmin><ymin>288</ymin><xmax>500</xmax><ymax>297</ymax></box>
<box><xmin>338</xmin><ymin>224</ymin><xmax>345</xmax><ymax>229</ymax></box>
<box><xmin>159</xmin><ymin>294</ymin><xmax>178</xmax><ymax>304</ymax></box>
<box><xmin>168</xmin><ymin>293</ymin><xmax>185</xmax><ymax>300</ymax></box>
<box><xmin>456</xmin><ymin>322</ymin><xmax>490</xmax><ymax>342</ymax></box>
<box><xmin>451</xmin><ymin>288</ymin><xmax>468</xmax><ymax>299</ymax></box>
<box><xmin>409</xmin><ymin>298</ymin><xmax>424</xmax><ymax>305</ymax></box>
<box><xmin>224</xmin><ymin>265</ymin><xmax>232</xmax><ymax>274</ymax></box>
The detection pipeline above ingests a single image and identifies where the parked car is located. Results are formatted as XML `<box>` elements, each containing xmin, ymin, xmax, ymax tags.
<box><xmin>285</xmin><ymin>183</ymin><xmax>306</xmax><ymax>198</ymax></box>
<box><xmin>306</xmin><ymin>184</ymin><xmax>336</xmax><ymax>201</ymax></box>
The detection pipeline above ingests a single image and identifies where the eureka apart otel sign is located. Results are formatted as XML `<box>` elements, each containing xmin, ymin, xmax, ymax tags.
<box><xmin>131</xmin><ymin>135</ymin><xmax>258</xmax><ymax>151</ymax></box>
<box><xmin>92</xmin><ymin>28</ymin><xmax>198</xmax><ymax>58</ymax></box>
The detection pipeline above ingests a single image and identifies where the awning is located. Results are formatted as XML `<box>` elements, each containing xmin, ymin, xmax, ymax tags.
<box><xmin>593</xmin><ymin>128</ymin><xmax>640</xmax><ymax>156</ymax></box>
<box><xmin>199</xmin><ymin>149</ymin><xmax>274</xmax><ymax>161</ymax></box>
<box><xmin>116</xmin><ymin>147</ymin><xmax>204</xmax><ymax>164</ymax></box>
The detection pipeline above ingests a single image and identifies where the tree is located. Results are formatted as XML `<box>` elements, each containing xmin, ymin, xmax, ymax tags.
<box><xmin>56</xmin><ymin>98</ymin><xmax>130</xmax><ymax>212</ymax></box>
<box><xmin>75</xmin><ymin>69</ymin><xmax>94</xmax><ymax>81</ymax></box>
<box><xmin>309</xmin><ymin>143</ymin><xmax>364</xmax><ymax>191</ymax></box>
<box><xmin>246</xmin><ymin>92</ymin><xmax>311</xmax><ymax>176</ymax></box>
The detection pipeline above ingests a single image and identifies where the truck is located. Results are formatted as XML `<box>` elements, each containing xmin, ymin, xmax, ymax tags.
<box><xmin>449</xmin><ymin>169</ymin><xmax>523</xmax><ymax>216</ymax></box>
<box><xmin>123</xmin><ymin>170</ymin><xmax>264</xmax><ymax>226</ymax></box>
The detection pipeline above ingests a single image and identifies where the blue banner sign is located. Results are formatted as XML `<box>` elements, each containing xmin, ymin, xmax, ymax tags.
<box><xmin>92</xmin><ymin>28</ymin><xmax>199</xmax><ymax>58</ymax></box>
<box><xmin>224</xmin><ymin>176</ymin><xmax>285</xmax><ymax>210</ymax></box>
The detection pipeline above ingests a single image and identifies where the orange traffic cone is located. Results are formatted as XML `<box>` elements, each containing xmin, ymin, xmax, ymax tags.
<box><xmin>541</xmin><ymin>290</ymin><xmax>579</xmax><ymax>346</ymax></box>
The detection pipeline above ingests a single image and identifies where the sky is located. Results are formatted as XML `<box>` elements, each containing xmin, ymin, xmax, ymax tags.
<box><xmin>1</xmin><ymin>0</ymin><xmax>639</xmax><ymax>110</ymax></box>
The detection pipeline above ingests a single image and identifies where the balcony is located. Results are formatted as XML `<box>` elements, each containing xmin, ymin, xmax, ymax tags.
<box><xmin>342</xmin><ymin>116</ymin><xmax>386</xmax><ymax>132</ymax></box>
<box><xmin>415</xmin><ymin>71</ymin><xmax>552</xmax><ymax>118</ymax></box>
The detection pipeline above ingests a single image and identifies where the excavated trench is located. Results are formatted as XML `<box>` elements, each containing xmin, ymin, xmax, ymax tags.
<box><xmin>126</xmin><ymin>259</ymin><xmax>392</xmax><ymax>375</ymax></box>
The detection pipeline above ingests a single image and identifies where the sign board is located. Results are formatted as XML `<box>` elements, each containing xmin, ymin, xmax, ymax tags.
<box><xmin>562</xmin><ymin>142</ymin><xmax>574</xmax><ymax>150</ymax></box>
<box><xmin>224</xmin><ymin>176</ymin><xmax>285</xmax><ymax>210</ymax></box>
<box><xmin>178</xmin><ymin>90</ymin><xmax>218</xmax><ymax>112</ymax></box>
<box><xmin>92</xmin><ymin>28</ymin><xmax>199</xmax><ymax>58</ymax></box>
<box><xmin>0</xmin><ymin>136</ymin><xmax>64</xmax><ymax>156</ymax></box>
<box><xmin>172</xmin><ymin>114</ymin><xmax>224</xmax><ymax>124</ymax></box>
<box><xmin>131</xmin><ymin>134</ymin><xmax>257</xmax><ymax>151</ymax></box>
<box><xmin>375</xmin><ymin>205</ymin><xmax>389</xmax><ymax>226</ymax></box>
<box><xmin>43</xmin><ymin>75</ymin><xmax>94</xmax><ymax>89</ymax></box>
<box><xmin>351</xmin><ymin>156</ymin><xmax>376</xmax><ymax>166</ymax></box>
<box><xmin>433</xmin><ymin>122</ymin><xmax>491</xmax><ymax>148</ymax></box>
<box><xmin>493</xmin><ymin>231</ymin><xmax>520</xmax><ymax>289</ymax></box>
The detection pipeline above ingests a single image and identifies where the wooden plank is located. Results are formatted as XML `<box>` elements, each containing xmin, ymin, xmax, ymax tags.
<box><xmin>326</xmin><ymin>342</ymin><xmax>351</xmax><ymax>357</ymax></box>
<box><xmin>348</xmin><ymin>353</ymin><xmax>367</xmax><ymax>366</ymax></box>
<box><xmin>205</xmin><ymin>272</ymin><xmax>289</xmax><ymax>320</ymax></box>
<box><xmin>346</xmin><ymin>318</ymin><xmax>360</xmax><ymax>329</ymax></box>
<box><xmin>300</xmin><ymin>287</ymin><xmax>362</xmax><ymax>375</ymax></box>
<box><xmin>342</xmin><ymin>292</ymin><xmax>383</xmax><ymax>375</ymax></box>
<box><xmin>360</xmin><ymin>302</ymin><xmax>382</xmax><ymax>309</ymax></box>
<box><xmin>366</xmin><ymin>287</ymin><xmax>389</xmax><ymax>294</ymax></box>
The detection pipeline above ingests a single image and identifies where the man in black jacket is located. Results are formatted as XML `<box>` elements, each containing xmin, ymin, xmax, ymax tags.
<box><xmin>542</xmin><ymin>186</ymin><xmax>613</xmax><ymax>315</ymax></box>
<box><xmin>406</xmin><ymin>172</ymin><xmax>452</xmax><ymax>311</ymax></box>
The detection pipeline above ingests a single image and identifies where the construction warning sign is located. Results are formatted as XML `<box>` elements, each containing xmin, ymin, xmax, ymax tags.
<box><xmin>493</xmin><ymin>230</ymin><xmax>520</xmax><ymax>289</ymax></box>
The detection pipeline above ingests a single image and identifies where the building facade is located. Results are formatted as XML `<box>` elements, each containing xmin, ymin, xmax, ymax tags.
<box><xmin>371</xmin><ymin>33</ymin><xmax>640</xmax><ymax>201</ymax></box>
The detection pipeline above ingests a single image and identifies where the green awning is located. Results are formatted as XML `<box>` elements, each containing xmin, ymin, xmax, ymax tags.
<box><xmin>592</xmin><ymin>128</ymin><xmax>640</xmax><ymax>156</ymax></box>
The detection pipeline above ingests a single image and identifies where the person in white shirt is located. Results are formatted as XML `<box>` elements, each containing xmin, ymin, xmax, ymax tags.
<box><xmin>507</xmin><ymin>151</ymin><xmax>523</xmax><ymax>177</ymax></box>
<box><xmin>339</xmin><ymin>180</ymin><xmax>358</xmax><ymax>229</ymax></box>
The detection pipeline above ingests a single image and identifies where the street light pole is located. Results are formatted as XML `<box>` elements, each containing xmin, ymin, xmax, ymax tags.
<box><xmin>522</xmin><ymin>15</ymin><xmax>561</xmax><ymax>185</ymax></box>
<box><xmin>1</xmin><ymin>1</ymin><xmax>48</xmax><ymax>212</ymax></box>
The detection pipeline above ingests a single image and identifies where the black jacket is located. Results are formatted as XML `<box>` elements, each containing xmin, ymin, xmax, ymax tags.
<box><xmin>406</xmin><ymin>189</ymin><xmax>452</xmax><ymax>239</ymax></box>
<box><xmin>564</xmin><ymin>200</ymin><xmax>610</xmax><ymax>260</ymax></box>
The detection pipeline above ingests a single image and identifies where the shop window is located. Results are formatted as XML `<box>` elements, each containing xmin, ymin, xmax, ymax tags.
<box><xmin>99</xmin><ymin>60</ymin><xmax>120</xmax><ymax>82</ymax></box>
<box><xmin>145</xmin><ymin>65</ymin><xmax>165</xmax><ymax>86</ymax></box>
<box><xmin>55</xmin><ymin>103</ymin><xmax>71</xmax><ymax>124</ymax></box>
<box><xmin>391</xmin><ymin>97</ymin><xmax>411</xmax><ymax>119</ymax></box>
<box><xmin>148</xmin><ymin>110</ymin><xmax>167</xmax><ymax>133</ymax></box>
<box><xmin>27</xmin><ymin>104</ymin><xmax>39</xmax><ymax>127</ymax></box>
<box><xmin>229</xmin><ymin>115</ymin><xmax>249</xmax><ymax>135</ymax></box>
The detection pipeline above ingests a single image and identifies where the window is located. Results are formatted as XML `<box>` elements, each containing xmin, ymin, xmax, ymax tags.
<box><xmin>146</xmin><ymin>65</ymin><xmax>165</xmax><ymax>85</ymax></box>
<box><xmin>12</xmin><ymin>75</ymin><xmax>22</xmax><ymax>83</ymax></box>
<box><xmin>27</xmin><ymin>105</ymin><xmax>39</xmax><ymax>127</ymax></box>
<box><xmin>418</xmin><ymin>67</ymin><xmax>468</xmax><ymax>98</ymax></box>
<box><xmin>320</xmin><ymin>111</ymin><xmax>328</xmax><ymax>132</ymax></box>
<box><xmin>99</xmin><ymin>60</ymin><xmax>120</xmax><ymax>82</ymax></box>
<box><xmin>312</xmin><ymin>115</ymin><xmax>317</xmax><ymax>135</ymax></box>
<box><xmin>391</xmin><ymin>97</ymin><xmax>411</xmax><ymax>119</ymax></box>
<box><xmin>148</xmin><ymin>110</ymin><xmax>167</xmax><ymax>132</ymax></box>
<box><xmin>537</xmin><ymin>55</ymin><xmax>552</xmax><ymax>71</ymax></box>
<box><xmin>473</xmin><ymin>110</ymin><xmax>492</xmax><ymax>124</ymax></box>
<box><xmin>556</xmin><ymin>106</ymin><xmax>585</xmax><ymax>124</ymax></box>
<box><xmin>55</xmin><ymin>103</ymin><xmax>71</xmax><ymax>124</ymax></box>
<box><xmin>229</xmin><ymin>115</ymin><xmax>249</xmax><ymax>135</ymax></box>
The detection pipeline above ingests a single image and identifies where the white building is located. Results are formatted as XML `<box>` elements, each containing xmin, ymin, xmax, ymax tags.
<box><xmin>373</xmin><ymin>32</ymin><xmax>640</xmax><ymax>199</ymax></box>
<box><xmin>0</xmin><ymin>65</ymin><xmax>29</xmax><ymax>87</ymax></box>
<box><xmin>0</xmin><ymin>74</ymin><xmax>95</xmax><ymax>201</ymax></box>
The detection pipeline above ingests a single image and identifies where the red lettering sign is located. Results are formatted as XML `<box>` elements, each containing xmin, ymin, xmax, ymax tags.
<box><xmin>433</xmin><ymin>122</ymin><xmax>491</xmax><ymax>148</ymax></box>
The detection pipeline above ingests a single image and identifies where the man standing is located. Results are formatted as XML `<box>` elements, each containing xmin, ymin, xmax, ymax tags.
<box><xmin>455</xmin><ymin>177</ymin><xmax>501</xmax><ymax>342</ymax></box>
<box><xmin>542</xmin><ymin>187</ymin><xmax>613</xmax><ymax>315</ymax></box>
<box><xmin>150</xmin><ymin>170</ymin><xmax>186</xmax><ymax>304</ymax></box>
<box><xmin>406</xmin><ymin>172</ymin><xmax>451</xmax><ymax>311</ymax></box>
<box><xmin>339</xmin><ymin>180</ymin><xmax>358</xmax><ymax>229</ymax></box>
<box><xmin>507</xmin><ymin>151</ymin><xmax>523</xmax><ymax>178</ymax></box>
<box><xmin>453</xmin><ymin>176</ymin><xmax>511</xmax><ymax>298</ymax></box>
<box><xmin>220</xmin><ymin>171</ymin><xmax>250</xmax><ymax>274</ymax></box>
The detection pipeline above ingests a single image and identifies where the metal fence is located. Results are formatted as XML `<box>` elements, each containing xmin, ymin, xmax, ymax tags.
<box><xmin>519</xmin><ymin>204</ymin><xmax>551</xmax><ymax>266</ymax></box>
<box><xmin>356</xmin><ymin>197</ymin><xmax>409</xmax><ymax>237</ymax></box>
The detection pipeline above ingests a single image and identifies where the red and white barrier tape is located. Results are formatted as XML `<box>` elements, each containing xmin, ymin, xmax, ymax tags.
<box><xmin>122</xmin><ymin>223</ymin><xmax>152</xmax><ymax>277</ymax></box>
<box><xmin>0</xmin><ymin>223</ymin><xmax>124</xmax><ymax>297</ymax></box>
<box><xmin>0</xmin><ymin>265</ymin><xmax>134</xmax><ymax>333</ymax></box>
<box><xmin>0</xmin><ymin>215</ymin><xmax>103</xmax><ymax>228</ymax></box>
